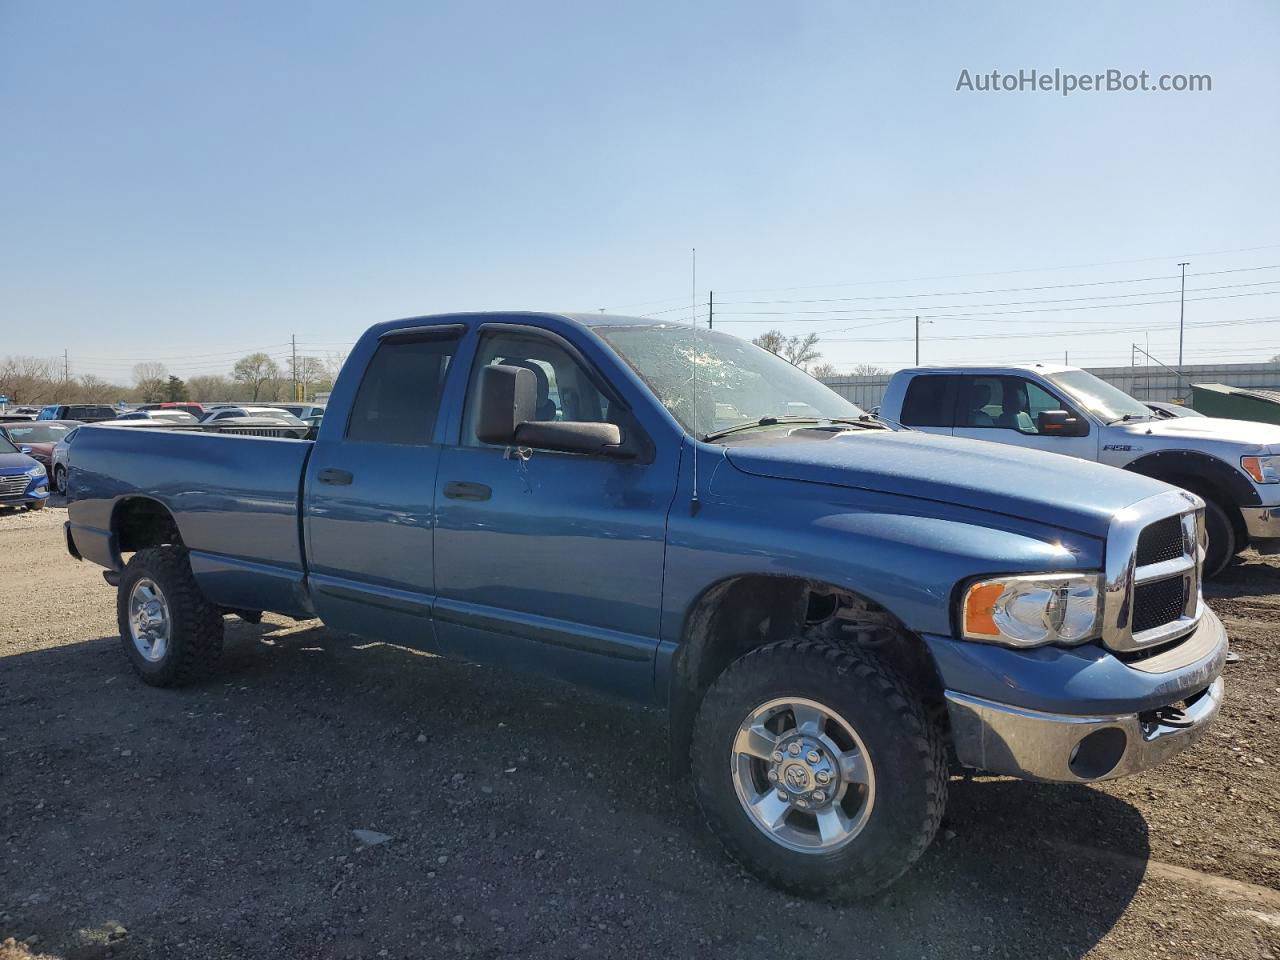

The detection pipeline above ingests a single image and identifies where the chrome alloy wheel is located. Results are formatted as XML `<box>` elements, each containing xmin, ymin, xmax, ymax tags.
<box><xmin>128</xmin><ymin>577</ymin><xmax>171</xmax><ymax>663</ymax></box>
<box><xmin>730</xmin><ymin>697</ymin><xmax>876</xmax><ymax>853</ymax></box>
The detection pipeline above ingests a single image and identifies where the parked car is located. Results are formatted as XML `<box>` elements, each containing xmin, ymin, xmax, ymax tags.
<box><xmin>115</xmin><ymin>410</ymin><xmax>200</xmax><ymax>423</ymax></box>
<box><xmin>136</xmin><ymin>402</ymin><xmax>208</xmax><ymax>418</ymax></box>
<box><xmin>35</xmin><ymin>403</ymin><xmax>117</xmax><ymax>422</ymax></box>
<box><xmin>201</xmin><ymin>405</ymin><xmax>306</xmax><ymax>423</ymax></box>
<box><xmin>0</xmin><ymin>413</ymin><xmax>37</xmax><ymax>422</ymax></box>
<box><xmin>200</xmin><ymin>410</ymin><xmax>310</xmax><ymax>438</ymax></box>
<box><xmin>49</xmin><ymin>425</ymin><xmax>81</xmax><ymax>496</ymax></box>
<box><xmin>0</xmin><ymin>420</ymin><xmax>80</xmax><ymax>479</ymax></box>
<box><xmin>879</xmin><ymin>363</ymin><xmax>1280</xmax><ymax>576</ymax></box>
<box><xmin>267</xmin><ymin>403</ymin><xmax>327</xmax><ymax>420</ymax></box>
<box><xmin>0</xmin><ymin>429</ymin><xmax>49</xmax><ymax>510</ymax></box>
<box><xmin>1145</xmin><ymin>401</ymin><xmax>1206</xmax><ymax>419</ymax></box>
<box><xmin>65</xmin><ymin>313</ymin><xmax>1226</xmax><ymax>898</ymax></box>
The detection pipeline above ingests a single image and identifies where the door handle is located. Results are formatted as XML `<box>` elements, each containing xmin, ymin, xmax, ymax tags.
<box><xmin>443</xmin><ymin>480</ymin><xmax>492</xmax><ymax>501</ymax></box>
<box><xmin>317</xmin><ymin>468</ymin><xmax>353</xmax><ymax>485</ymax></box>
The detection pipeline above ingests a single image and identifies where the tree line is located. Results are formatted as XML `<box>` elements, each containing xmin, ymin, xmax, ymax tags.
<box><xmin>0</xmin><ymin>351</ymin><xmax>345</xmax><ymax>406</ymax></box>
<box><xmin>749</xmin><ymin>330</ymin><xmax>886</xmax><ymax>378</ymax></box>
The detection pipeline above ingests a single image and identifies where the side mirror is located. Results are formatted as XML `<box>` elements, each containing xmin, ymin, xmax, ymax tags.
<box><xmin>19</xmin><ymin>445</ymin><xmax>32</xmax><ymax>454</ymax></box>
<box><xmin>1036</xmin><ymin>410</ymin><xmax>1088</xmax><ymax>437</ymax></box>
<box><xmin>514</xmin><ymin>420</ymin><xmax>626</xmax><ymax>457</ymax></box>
<box><xmin>476</xmin><ymin>365</ymin><xmax>537</xmax><ymax>445</ymax></box>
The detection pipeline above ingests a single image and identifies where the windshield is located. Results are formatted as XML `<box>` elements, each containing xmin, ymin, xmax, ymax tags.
<box><xmin>0</xmin><ymin>433</ymin><xmax>18</xmax><ymax>455</ymax></box>
<box><xmin>596</xmin><ymin>324</ymin><xmax>864</xmax><ymax>437</ymax></box>
<box><xmin>1044</xmin><ymin>370</ymin><xmax>1152</xmax><ymax>423</ymax></box>
<box><xmin>3</xmin><ymin>423</ymin><xmax>73</xmax><ymax>443</ymax></box>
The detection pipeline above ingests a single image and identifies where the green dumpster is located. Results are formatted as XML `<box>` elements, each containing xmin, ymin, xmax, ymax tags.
<box><xmin>1190</xmin><ymin>383</ymin><xmax>1280</xmax><ymax>424</ymax></box>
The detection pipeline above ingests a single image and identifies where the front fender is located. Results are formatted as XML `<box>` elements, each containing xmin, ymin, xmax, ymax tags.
<box><xmin>659</xmin><ymin>468</ymin><xmax>1105</xmax><ymax>666</ymax></box>
<box><xmin>1124</xmin><ymin>449</ymin><xmax>1260</xmax><ymax>507</ymax></box>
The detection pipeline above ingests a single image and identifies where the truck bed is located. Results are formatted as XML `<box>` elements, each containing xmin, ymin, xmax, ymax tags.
<box><xmin>66</xmin><ymin>425</ymin><xmax>315</xmax><ymax>617</ymax></box>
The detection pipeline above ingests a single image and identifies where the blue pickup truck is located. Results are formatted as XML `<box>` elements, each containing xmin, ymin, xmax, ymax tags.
<box><xmin>65</xmin><ymin>312</ymin><xmax>1227</xmax><ymax>897</ymax></box>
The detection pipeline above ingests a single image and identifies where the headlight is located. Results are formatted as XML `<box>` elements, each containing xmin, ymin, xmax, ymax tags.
<box><xmin>961</xmin><ymin>573</ymin><xmax>1102</xmax><ymax>647</ymax></box>
<box><xmin>27</xmin><ymin>464</ymin><xmax>45</xmax><ymax>477</ymax></box>
<box><xmin>1241</xmin><ymin>455</ymin><xmax>1280</xmax><ymax>484</ymax></box>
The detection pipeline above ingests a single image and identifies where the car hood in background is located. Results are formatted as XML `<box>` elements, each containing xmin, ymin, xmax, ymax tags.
<box><xmin>0</xmin><ymin>451</ymin><xmax>39</xmax><ymax>473</ymax></box>
<box><xmin>1116</xmin><ymin>416</ymin><xmax>1280</xmax><ymax>450</ymax></box>
<box><xmin>722</xmin><ymin>428</ymin><xmax>1169</xmax><ymax>539</ymax></box>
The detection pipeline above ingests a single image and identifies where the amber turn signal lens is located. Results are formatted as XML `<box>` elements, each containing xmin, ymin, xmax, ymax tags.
<box><xmin>962</xmin><ymin>581</ymin><xmax>1006</xmax><ymax>638</ymax></box>
<box><xmin>1241</xmin><ymin>456</ymin><xmax>1265</xmax><ymax>484</ymax></box>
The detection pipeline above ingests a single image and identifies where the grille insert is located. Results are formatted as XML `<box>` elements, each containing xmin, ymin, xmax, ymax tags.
<box><xmin>1137</xmin><ymin>515</ymin><xmax>1186</xmax><ymax>566</ymax></box>
<box><xmin>1132</xmin><ymin>576</ymin><xmax>1187</xmax><ymax>634</ymax></box>
<box><xmin>0</xmin><ymin>474</ymin><xmax>31</xmax><ymax>499</ymax></box>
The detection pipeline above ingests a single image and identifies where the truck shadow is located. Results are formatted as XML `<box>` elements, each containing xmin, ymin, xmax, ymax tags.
<box><xmin>2</xmin><ymin>624</ymin><xmax>1149</xmax><ymax>960</ymax></box>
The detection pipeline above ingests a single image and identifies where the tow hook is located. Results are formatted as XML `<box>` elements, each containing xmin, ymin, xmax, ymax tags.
<box><xmin>1141</xmin><ymin>703</ymin><xmax>1195</xmax><ymax>730</ymax></box>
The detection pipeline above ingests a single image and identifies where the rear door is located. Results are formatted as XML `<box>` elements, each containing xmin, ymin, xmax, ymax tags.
<box><xmin>951</xmin><ymin>375</ymin><xmax>1098</xmax><ymax>461</ymax></box>
<box><xmin>305</xmin><ymin>325</ymin><xmax>463</xmax><ymax>644</ymax></box>
<box><xmin>896</xmin><ymin>374</ymin><xmax>958</xmax><ymax>435</ymax></box>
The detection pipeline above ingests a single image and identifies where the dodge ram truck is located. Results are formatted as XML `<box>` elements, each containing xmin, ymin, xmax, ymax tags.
<box><xmin>64</xmin><ymin>312</ymin><xmax>1227</xmax><ymax>897</ymax></box>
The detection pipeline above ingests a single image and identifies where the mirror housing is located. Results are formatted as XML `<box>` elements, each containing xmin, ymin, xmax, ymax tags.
<box><xmin>1036</xmin><ymin>409</ymin><xmax>1088</xmax><ymax>437</ymax></box>
<box><xmin>514</xmin><ymin>420</ymin><xmax>625</xmax><ymax>457</ymax></box>
<box><xmin>476</xmin><ymin>365</ymin><xmax>537</xmax><ymax>445</ymax></box>
<box><xmin>19</xmin><ymin>445</ymin><xmax>32</xmax><ymax>455</ymax></box>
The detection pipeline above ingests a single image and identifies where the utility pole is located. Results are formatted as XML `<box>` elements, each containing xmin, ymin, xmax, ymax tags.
<box><xmin>291</xmin><ymin>334</ymin><xmax>298</xmax><ymax>402</ymax></box>
<box><xmin>1177</xmin><ymin>261</ymin><xmax>1189</xmax><ymax>367</ymax></box>
<box><xmin>708</xmin><ymin>291</ymin><xmax>714</xmax><ymax>330</ymax></box>
<box><xmin>914</xmin><ymin>316</ymin><xmax>920</xmax><ymax>365</ymax></box>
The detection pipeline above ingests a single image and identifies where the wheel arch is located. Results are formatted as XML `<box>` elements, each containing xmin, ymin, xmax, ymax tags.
<box><xmin>111</xmin><ymin>496</ymin><xmax>184</xmax><ymax>557</ymax></box>
<box><xmin>1122</xmin><ymin>449</ymin><xmax>1253</xmax><ymax>543</ymax></box>
<box><xmin>666</xmin><ymin>574</ymin><xmax>946</xmax><ymax>777</ymax></box>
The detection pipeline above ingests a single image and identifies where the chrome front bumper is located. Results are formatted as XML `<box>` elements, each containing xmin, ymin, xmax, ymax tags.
<box><xmin>945</xmin><ymin>675</ymin><xmax>1224</xmax><ymax>783</ymax></box>
<box><xmin>1243</xmin><ymin>504</ymin><xmax>1280</xmax><ymax>547</ymax></box>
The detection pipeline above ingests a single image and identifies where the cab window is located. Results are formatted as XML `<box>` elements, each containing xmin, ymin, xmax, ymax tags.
<box><xmin>899</xmin><ymin>375</ymin><xmax>957</xmax><ymax>427</ymax></box>
<box><xmin>346</xmin><ymin>333</ymin><xmax>459</xmax><ymax>445</ymax></box>
<box><xmin>463</xmin><ymin>331</ymin><xmax>611</xmax><ymax>447</ymax></box>
<box><xmin>958</xmin><ymin>376</ymin><xmax>1071</xmax><ymax>434</ymax></box>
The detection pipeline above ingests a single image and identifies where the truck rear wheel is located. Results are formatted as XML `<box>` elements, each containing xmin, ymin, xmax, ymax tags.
<box><xmin>116</xmin><ymin>546</ymin><xmax>224</xmax><ymax>687</ymax></box>
<box><xmin>690</xmin><ymin>638</ymin><xmax>946</xmax><ymax>899</ymax></box>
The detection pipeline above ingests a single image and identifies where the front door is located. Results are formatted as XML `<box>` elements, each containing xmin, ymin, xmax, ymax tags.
<box><xmin>432</xmin><ymin>325</ymin><xmax>677</xmax><ymax>699</ymax></box>
<box><xmin>951</xmin><ymin>375</ymin><xmax>1098</xmax><ymax>461</ymax></box>
<box><xmin>305</xmin><ymin>327</ymin><xmax>462</xmax><ymax>644</ymax></box>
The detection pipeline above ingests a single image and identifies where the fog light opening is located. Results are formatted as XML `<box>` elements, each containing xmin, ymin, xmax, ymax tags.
<box><xmin>1068</xmin><ymin>727</ymin><xmax>1128</xmax><ymax>780</ymax></box>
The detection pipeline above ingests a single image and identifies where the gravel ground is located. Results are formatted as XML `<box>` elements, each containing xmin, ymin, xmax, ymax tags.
<box><xmin>1</xmin><ymin>500</ymin><xmax>1277</xmax><ymax>959</ymax></box>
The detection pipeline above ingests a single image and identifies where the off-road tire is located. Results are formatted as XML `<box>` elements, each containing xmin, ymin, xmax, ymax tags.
<box><xmin>690</xmin><ymin>638</ymin><xmax>947</xmax><ymax>899</ymax></box>
<box><xmin>116</xmin><ymin>546</ymin><xmax>224</xmax><ymax>687</ymax></box>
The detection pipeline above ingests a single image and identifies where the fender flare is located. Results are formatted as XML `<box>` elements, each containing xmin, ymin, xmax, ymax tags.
<box><xmin>1122</xmin><ymin>450</ymin><xmax>1260</xmax><ymax>509</ymax></box>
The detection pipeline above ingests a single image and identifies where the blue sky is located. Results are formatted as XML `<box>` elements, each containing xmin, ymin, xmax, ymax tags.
<box><xmin>2</xmin><ymin>0</ymin><xmax>1278</xmax><ymax>380</ymax></box>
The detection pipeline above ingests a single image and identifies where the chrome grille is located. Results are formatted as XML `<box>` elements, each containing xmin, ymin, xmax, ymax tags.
<box><xmin>1102</xmin><ymin>489</ymin><xmax>1205</xmax><ymax>652</ymax></box>
<box><xmin>0</xmin><ymin>473</ymin><xmax>31</xmax><ymax>499</ymax></box>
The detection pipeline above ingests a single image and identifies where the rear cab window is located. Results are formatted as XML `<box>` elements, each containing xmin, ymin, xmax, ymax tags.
<box><xmin>900</xmin><ymin>375</ymin><xmax>958</xmax><ymax>427</ymax></box>
<box><xmin>345</xmin><ymin>332</ymin><xmax>460</xmax><ymax>445</ymax></box>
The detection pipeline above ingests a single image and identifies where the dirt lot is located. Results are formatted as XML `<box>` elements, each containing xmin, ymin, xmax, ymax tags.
<box><xmin>1</xmin><ymin>501</ymin><xmax>1278</xmax><ymax>959</ymax></box>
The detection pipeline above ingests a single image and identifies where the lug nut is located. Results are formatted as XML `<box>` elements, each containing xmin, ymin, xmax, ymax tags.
<box><xmin>767</xmin><ymin>768</ymin><xmax>778</xmax><ymax>781</ymax></box>
<box><xmin>806</xmin><ymin>750</ymin><xmax>821</xmax><ymax>764</ymax></box>
<box><xmin>816</xmin><ymin>770</ymin><xmax>831</xmax><ymax>785</ymax></box>
<box><xmin>787</xmin><ymin>743</ymin><xmax>801</xmax><ymax>756</ymax></box>
<box><xmin>772</xmin><ymin>750</ymin><xmax>784</xmax><ymax>763</ymax></box>
<box><xmin>795</xmin><ymin>797</ymin><xmax>808</xmax><ymax>807</ymax></box>
<box><xmin>811</xmin><ymin>790</ymin><xmax>826</xmax><ymax>803</ymax></box>
<box><xmin>776</xmin><ymin>789</ymin><xmax>788</xmax><ymax>801</ymax></box>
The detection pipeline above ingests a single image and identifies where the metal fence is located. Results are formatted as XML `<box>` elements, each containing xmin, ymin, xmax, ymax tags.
<box><xmin>820</xmin><ymin>362</ymin><xmax>1280</xmax><ymax>410</ymax></box>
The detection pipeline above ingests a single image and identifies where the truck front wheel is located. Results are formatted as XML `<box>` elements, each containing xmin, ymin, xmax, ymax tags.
<box><xmin>1200</xmin><ymin>497</ymin><xmax>1236</xmax><ymax>578</ymax></box>
<box><xmin>690</xmin><ymin>638</ymin><xmax>947</xmax><ymax>899</ymax></box>
<box><xmin>116</xmin><ymin>546</ymin><xmax>225</xmax><ymax>687</ymax></box>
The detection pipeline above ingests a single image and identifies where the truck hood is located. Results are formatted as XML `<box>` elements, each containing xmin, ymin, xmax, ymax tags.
<box><xmin>1117</xmin><ymin>416</ymin><xmax>1280</xmax><ymax>451</ymax></box>
<box><xmin>722</xmin><ymin>429</ymin><xmax>1167</xmax><ymax>538</ymax></box>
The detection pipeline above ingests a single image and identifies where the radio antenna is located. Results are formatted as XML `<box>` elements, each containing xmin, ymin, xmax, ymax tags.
<box><xmin>690</xmin><ymin>246</ymin><xmax>699</xmax><ymax>511</ymax></box>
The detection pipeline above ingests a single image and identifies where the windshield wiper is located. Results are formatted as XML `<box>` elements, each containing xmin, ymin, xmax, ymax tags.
<box><xmin>1108</xmin><ymin>413</ymin><xmax>1154</xmax><ymax>424</ymax></box>
<box><xmin>701</xmin><ymin>416</ymin><xmax>882</xmax><ymax>442</ymax></box>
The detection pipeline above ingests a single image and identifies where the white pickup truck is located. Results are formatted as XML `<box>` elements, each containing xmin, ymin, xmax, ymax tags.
<box><xmin>879</xmin><ymin>363</ymin><xmax>1280</xmax><ymax>576</ymax></box>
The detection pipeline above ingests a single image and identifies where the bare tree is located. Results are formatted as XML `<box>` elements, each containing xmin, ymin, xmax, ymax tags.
<box><xmin>782</xmin><ymin>333</ymin><xmax>822</xmax><ymax>370</ymax></box>
<box><xmin>132</xmin><ymin>362</ymin><xmax>168</xmax><ymax>403</ymax></box>
<box><xmin>850</xmin><ymin>363</ymin><xmax>888</xmax><ymax>376</ymax></box>
<box><xmin>0</xmin><ymin>356</ymin><xmax>61</xmax><ymax>404</ymax></box>
<box><xmin>751</xmin><ymin>330</ymin><xmax>787</xmax><ymax>355</ymax></box>
<box><xmin>231</xmin><ymin>353</ymin><xmax>281</xmax><ymax>401</ymax></box>
<box><xmin>187</xmin><ymin>374</ymin><xmax>235</xmax><ymax>402</ymax></box>
<box><xmin>810</xmin><ymin>362</ymin><xmax>839</xmax><ymax>380</ymax></box>
<box><xmin>288</xmin><ymin>355</ymin><xmax>329</xmax><ymax>401</ymax></box>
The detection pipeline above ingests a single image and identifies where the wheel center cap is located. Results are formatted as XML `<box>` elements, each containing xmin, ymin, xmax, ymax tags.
<box><xmin>782</xmin><ymin>762</ymin><xmax>812</xmax><ymax>791</ymax></box>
